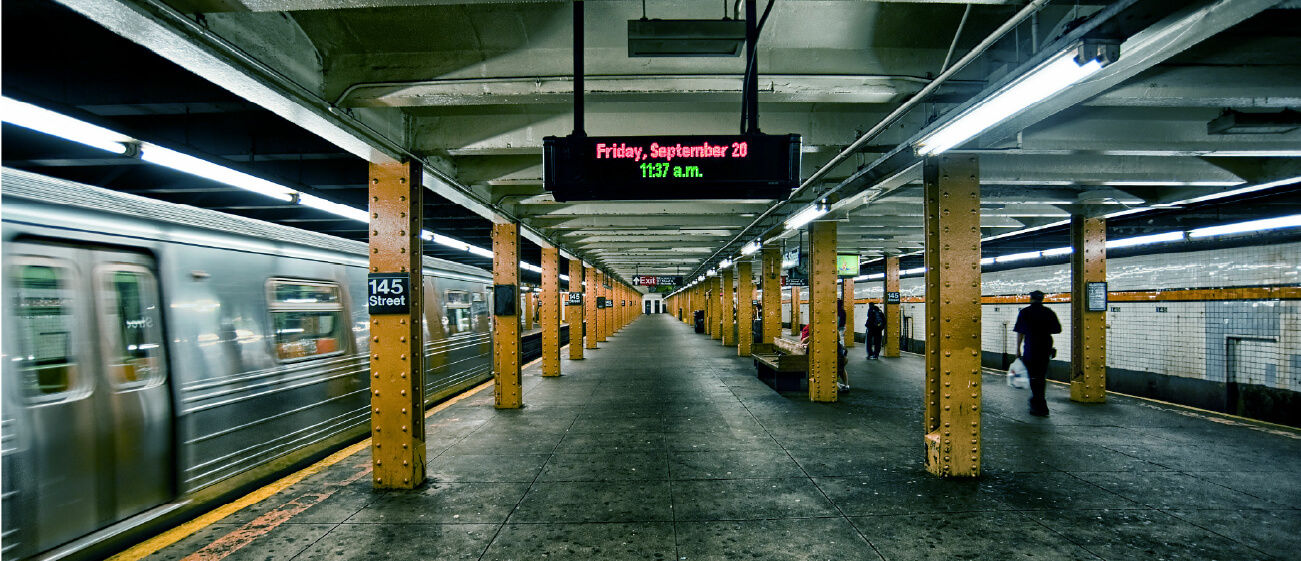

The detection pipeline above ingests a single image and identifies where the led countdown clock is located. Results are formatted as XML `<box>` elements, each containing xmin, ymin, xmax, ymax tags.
<box><xmin>544</xmin><ymin>134</ymin><xmax>801</xmax><ymax>201</ymax></box>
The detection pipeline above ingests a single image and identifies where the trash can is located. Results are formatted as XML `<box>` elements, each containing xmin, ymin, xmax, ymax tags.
<box><xmin>694</xmin><ymin>310</ymin><xmax>705</xmax><ymax>333</ymax></box>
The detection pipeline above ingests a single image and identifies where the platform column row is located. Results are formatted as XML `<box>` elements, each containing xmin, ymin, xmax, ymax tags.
<box><xmin>1071</xmin><ymin>215</ymin><xmax>1107</xmax><ymax>403</ymax></box>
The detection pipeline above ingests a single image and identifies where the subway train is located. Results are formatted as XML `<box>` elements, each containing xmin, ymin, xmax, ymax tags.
<box><xmin>1</xmin><ymin>167</ymin><xmax>499</xmax><ymax>560</ymax></box>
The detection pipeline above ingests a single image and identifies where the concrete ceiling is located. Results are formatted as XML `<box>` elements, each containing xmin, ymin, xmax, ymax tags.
<box><xmin>5</xmin><ymin>0</ymin><xmax>1300</xmax><ymax>287</ymax></box>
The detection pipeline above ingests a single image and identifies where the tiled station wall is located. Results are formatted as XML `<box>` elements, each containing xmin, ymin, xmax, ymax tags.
<box><xmin>782</xmin><ymin>241</ymin><xmax>1300</xmax><ymax>424</ymax></box>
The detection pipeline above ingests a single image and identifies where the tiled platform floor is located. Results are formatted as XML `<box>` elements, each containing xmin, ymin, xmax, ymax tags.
<box><xmin>146</xmin><ymin>314</ymin><xmax>1301</xmax><ymax>560</ymax></box>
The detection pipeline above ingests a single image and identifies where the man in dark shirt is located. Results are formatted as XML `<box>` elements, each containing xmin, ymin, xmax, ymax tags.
<box><xmin>1013</xmin><ymin>290</ymin><xmax>1061</xmax><ymax>416</ymax></box>
<box><xmin>865</xmin><ymin>302</ymin><xmax>885</xmax><ymax>359</ymax></box>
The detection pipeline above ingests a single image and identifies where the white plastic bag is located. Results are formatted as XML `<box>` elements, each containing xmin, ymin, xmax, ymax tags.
<box><xmin>1007</xmin><ymin>358</ymin><xmax>1029</xmax><ymax>389</ymax></box>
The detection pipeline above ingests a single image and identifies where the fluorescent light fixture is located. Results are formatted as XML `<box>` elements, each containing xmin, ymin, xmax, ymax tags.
<box><xmin>521</xmin><ymin>262</ymin><xmax>543</xmax><ymax>273</ymax></box>
<box><xmin>1103</xmin><ymin>207</ymin><xmax>1150</xmax><ymax>219</ymax></box>
<box><xmin>719</xmin><ymin>259</ymin><xmax>733</xmax><ymax>269</ymax></box>
<box><xmin>431</xmin><ymin>233</ymin><xmax>470</xmax><ymax>251</ymax></box>
<box><xmin>852</xmin><ymin>273</ymin><xmax>886</xmax><ymax>282</ymax></box>
<box><xmin>1102</xmin><ymin>181</ymin><xmax>1244</xmax><ymax>187</ymax></box>
<box><xmin>916</xmin><ymin>49</ymin><xmax>1106</xmax><ymax>156</ymax></box>
<box><xmin>901</xmin><ymin>267</ymin><xmax>926</xmax><ymax>276</ymax></box>
<box><xmin>560</xmin><ymin>274</ymin><xmax>570</xmax><ymax>281</ymax></box>
<box><xmin>140</xmin><ymin>144</ymin><xmax>294</xmax><ymax>202</ymax></box>
<box><xmin>980</xmin><ymin>257</ymin><xmax>996</xmax><ymax>265</ymax></box>
<box><xmin>1041</xmin><ymin>247</ymin><xmax>1073</xmax><ymax>257</ymax></box>
<box><xmin>784</xmin><ymin>204</ymin><xmax>828</xmax><ymax>231</ymax></box>
<box><xmin>297</xmin><ymin>194</ymin><xmax>369</xmax><ymax>222</ymax></box>
<box><xmin>706</xmin><ymin>269</ymin><xmax>718</xmax><ymax>277</ymax></box>
<box><xmin>996</xmin><ymin>251</ymin><xmax>1041</xmax><ymax>263</ymax></box>
<box><xmin>1106</xmin><ymin>232</ymin><xmax>1184</xmax><ymax>249</ymax></box>
<box><xmin>982</xmin><ymin>220</ymin><xmax>1070</xmax><ymax>243</ymax></box>
<box><xmin>1</xmin><ymin>96</ymin><xmax>132</xmax><ymax>154</ymax></box>
<box><xmin>698</xmin><ymin>275</ymin><xmax>706</xmax><ymax>282</ymax></box>
<box><xmin>740</xmin><ymin>241</ymin><xmax>761</xmax><ymax>256</ymax></box>
<box><xmin>1178</xmin><ymin>176</ymin><xmax>1301</xmax><ymax>205</ymax></box>
<box><xmin>469</xmin><ymin>245</ymin><xmax>493</xmax><ymax>258</ymax></box>
<box><xmin>421</xmin><ymin>230</ymin><xmax>435</xmax><ymax>241</ymax></box>
<box><xmin>1188</xmin><ymin>214</ymin><xmax>1301</xmax><ymax>238</ymax></box>
<box><xmin>1204</xmin><ymin>150</ymin><xmax>1301</xmax><ymax>157</ymax></box>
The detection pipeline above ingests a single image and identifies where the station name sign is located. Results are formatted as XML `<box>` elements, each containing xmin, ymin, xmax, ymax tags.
<box><xmin>633</xmin><ymin>275</ymin><xmax>683</xmax><ymax>287</ymax></box>
<box><xmin>368</xmin><ymin>273</ymin><xmax>410</xmax><ymax>314</ymax></box>
<box><xmin>544</xmin><ymin>134</ymin><xmax>801</xmax><ymax>201</ymax></box>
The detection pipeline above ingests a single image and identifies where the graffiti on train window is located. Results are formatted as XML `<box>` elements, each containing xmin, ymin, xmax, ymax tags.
<box><xmin>14</xmin><ymin>261</ymin><xmax>80</xmax><ymax>400</ymax></box>
<box><xmin>101</xmin><ymin>267</ymin><xmax>167</xmax><ymax>389</ymax></box>
<box><xmin>268</xmin><ymin>280</ymin><xmax>346</xmax><ymax>361</ymax></box>
<box><xmin>445</xmin><ymin>290</ymin><xmax>473</xmax><ymax>334</ymax></box>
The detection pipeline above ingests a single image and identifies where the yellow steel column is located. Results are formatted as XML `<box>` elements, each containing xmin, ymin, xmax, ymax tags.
<box><xmin>492</xmin><ymin>222</ymin><xmax>523</xmax><ymax>409</ymax></box>
<box><xmin>585</xmin><ymin>267</ymin><xmax>599</xmax><ymax>349</ymax></box>
<box><xmin>569</xmin><ymin>259</ymin><xmax>586</xmax><ymax>360</ymax></box>
<box><xmin>790</xmin><ymin>286</ymin><xmax>801</xmax><ymax>336</ymax></box>
<box><xmin>738</xmin><ymin>260</ymin><xmax>754</xmax><ymax>356</ymax></box>
<box><xmin>524</xmin><ymin>288</ymin><xmax>535</xmax><ymax>331</ymax></box>
<box><xmin>705</xmin><ymin>287</ymin><xmax>713</xmax><ymax>337</ymax></box>
<box><xmin>884</xmin><ymin>255</ymin><xmax>901</xmax><ymax>358</ymax></box>
<box><xmin>722</xmin><ymin>267</ymin><xmax>736</xmax><ymax>347</ymax></box>
<box><xmin>1071</xmin><ymin>215</ymin><xmax>1108</xmax><ymax>403</ymax></box>
<box><xmin>761</xmin><ymin>247</ymin><xmax>781</xmax><ymax>348</ymax></box>
<box><xmin>541</xmin><ymin>247</ymin><xmax>561</xmax><ymax>377</ymax></box>
<box><xmin>594</xmin><ymin>271</ymin><xmax>607</xmax><ymax>342</ymax></box>
<box><xmin>809</xmin><ymin>220</ymin><xmax>838</xmax><ymax>403</ymax></box>
<box><xmin>712</xmin><ymin>277</ymin><xmax>724</xmax><ymax>340</ymax></box>
<box><xmin>921</xmin><ymin>155</ymin><xmax>982</xmax><ymax>478</ymax></box>
<box><xmin>369</xmin><ymin>161</ymin><xmax>426</xmax><ymax>489</ymax></box>
<box><xmin>843</xmin><ymin>278</ymin><xmax>855</xmax><ymax>348</ymax></box>
<box><xmin>603</xmin><ymin>277</ymin><xmax>613</xmax><ymax>339</ymax></box>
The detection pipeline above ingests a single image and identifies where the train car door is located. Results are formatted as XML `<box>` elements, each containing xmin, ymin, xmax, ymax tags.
<box><xmin>4</xmin><ymin>243</ymin><xmax>173</xmax><ymax>554</ymax></box>
<box><xmin>92</xmin><ymin>249</ymin><xmax>173</xmax><ymax>521</ymax></box>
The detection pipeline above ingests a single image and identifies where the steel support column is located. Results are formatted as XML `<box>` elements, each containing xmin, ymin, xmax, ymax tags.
<box><xmin>722</xmin><ymin>267</ymin><xmax>736</xmax><ymax>347</ymax></box>
<box><xmin>843</xmin><ymin>278</ymin><xmax>855</xmax><ymax>348</ymax></box>
<box><xmin>884</xmin><ymin>255</ymin><xmax>901</xmax><ymax>358</ymax></box>
<box><xmin>738</xmin><ymin>260</ymin><xmax>754</xmax><ymax>356</ymax></box>
<box><xmin>368</xmin><ymin>161</ymin><xmax>426</xmax><ymax>489</ymax></box>
<box><xmin>525</xmin><ymin>288</ymin><xmax>535</xmax><ymax>331</ymax></box>
<box><xmin>761</xmin><ymin>247</ymin><xmax>781</xmax><ymax>348</ymax></box>
<box><xmin>809</xmin><ymin>220</ymin><xmax>838</xmax><ymax>403</ymax></box>
<box><xmin>596</xmin><ymin>271</ymin><xmax>608</xmax><ymax>342</ymax></box>
<box><xmin>586</xmin><ymin>267</ymin><xmax>599</xmax><ymax>349</ymax></box>
<box><xmin>541</xmin><ymin>247</ymin><xmax>560</xmax><ymax>377</ymax></box>
<box><xmin>790</xmin><ymin>286</ymin><xmax>801</xmax><ymax>336</ymax></box>
<box><xmin>569</xmin><ymin>259</ymin><xmax>586</xmax><ymax>360</ymax></box>
<box><xmin>711</xmin><ymin>277</ymin><xmax>723</xmax><ymax>340</ymax></box>
<box><xmin>1071</xmin><ymin>215</ymin><xmax>1107</xmax><ymax>403</ymax></box>
<box><xmin>493</xmin><ymin>222</ymin><xmax>523</xmax><ymax>409</ymax></box>
<box><xmin>921</xmin><ymin>155</ymin><xmax>982</xmax><ymax>478</ymax></box>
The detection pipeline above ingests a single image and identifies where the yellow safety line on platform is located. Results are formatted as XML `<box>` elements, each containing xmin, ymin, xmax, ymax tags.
<box><xmin>108</xmin><ymin>379</ymin><xmax>496</xmax><ymax>561</ymax></box>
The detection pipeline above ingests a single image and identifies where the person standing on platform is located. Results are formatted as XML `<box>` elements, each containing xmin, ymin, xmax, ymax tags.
<box><xmin>837</xmin><ymin>300</ymin><xmax>849</xmax><ymax>392</ymax></box>
<box><xmin>865</xmin><ymin>302</ymin><xmax>885</xmax><ymax>359</ymax></box>
<box><xmin>1014</xmin><ymin>290</ymin><xmax>1062</xmax><ymax>416</ymax></box>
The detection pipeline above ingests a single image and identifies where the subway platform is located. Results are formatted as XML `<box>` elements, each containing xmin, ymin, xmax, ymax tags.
<box><xmin>134</xmin><ymin>314</ymin><xmax>1300</xmax><ymax>561</ymax></box>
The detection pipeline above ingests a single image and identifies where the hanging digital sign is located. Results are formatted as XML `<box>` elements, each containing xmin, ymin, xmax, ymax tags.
<box><xmin>544</xmin><ymin>134</ymin><xmax>801</xmax><ymax>201</ymax></box>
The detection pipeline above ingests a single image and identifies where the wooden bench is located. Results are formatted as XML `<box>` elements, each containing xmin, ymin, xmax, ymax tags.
<box><xmin>753</xmin><ymin>336</ymin><xmax>808</xmax><ymax>391</ymax></box>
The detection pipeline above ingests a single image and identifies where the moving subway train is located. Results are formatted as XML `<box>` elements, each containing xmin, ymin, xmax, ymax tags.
<box><xmin>1</xmin><ymin>167</ymin><xmax>494</xmax><ymax>560</ymax></box>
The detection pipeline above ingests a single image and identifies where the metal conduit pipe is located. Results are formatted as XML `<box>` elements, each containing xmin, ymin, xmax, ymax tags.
<box><xmin>124</xmin><ymin>0</ymin><xmax>615</xmax><ymax>281</ymax></box>
<box><xmin>687</xmin><ymin>0</ymin><xmax>1050</xmax><ymax>280</ymax></box>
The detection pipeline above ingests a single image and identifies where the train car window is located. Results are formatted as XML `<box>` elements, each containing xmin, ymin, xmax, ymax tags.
<box><xmin>471</xmin><ymin>292</ymin><xmax>488</xmax><ymax>332</ymax></box>
<box><xmin>99</xmin><ymin>267</ymin><xmax>167</xmax><ymax>390</ymax></box>
<box><xmin>445</xmin><ymin>290</ymin><xmax>472</xmax><ymax>334</ymax></box>
<box><xmin>13</xmin><ymin>261</ymin><xmax>81</xmax><ymax>400</ymax></box>
<box><xmin>268</xmin><ymin>280</ymin><xmax>345</xmax><ymax>361</ymax></box>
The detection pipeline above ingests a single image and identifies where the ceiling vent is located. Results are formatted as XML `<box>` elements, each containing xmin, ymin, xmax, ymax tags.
<box><xmin>628</xmin><ymin>19</ymin><xmax>746</xmax><ymax>57</ymax></box>
<box><xmin>1207</xmin><ymin>109</ymin><xmax>1301</xmax><ymax>135</ymax></box>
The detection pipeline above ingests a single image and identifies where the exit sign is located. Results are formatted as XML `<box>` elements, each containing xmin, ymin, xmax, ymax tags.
<box><xmin>544</xmin><ymin>134</ymin><xmax>801</xmax><ymax>201</ymax></box>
